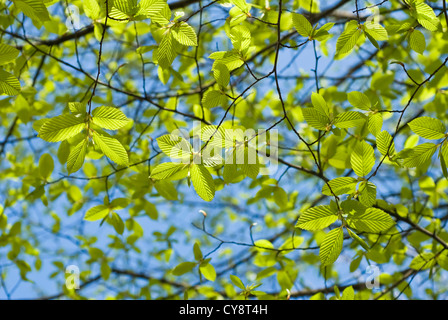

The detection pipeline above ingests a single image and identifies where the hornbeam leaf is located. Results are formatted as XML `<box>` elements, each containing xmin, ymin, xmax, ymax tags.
<box><xmin>157</xmin><ymin>31</ymin><xmax>177</xmax><ymax>69</ymax></box>
<box><xmin>150</xmin><ymin>162</ymin><xmax>189</xmax><ymax>180</ymax></box>
<box><xmin>156</xmin><ymin>134</ymin><xmax>191</xmax><ymax>159</ymax></box>
<box><xmin>38</xmin><ymin>153</ymin><xmax>54</xmax><ymax>180</ymax></box>
<box><xmin>350</xmin><ymin>140</ymin><xmax>375</xmax><ymax>177</ymax></box>
<box><xmin>334</xmin><ymin>111</ymin><xmax>366</xmax><ymax>129</ymax></box>
<box><xmin>92</xmin><ymin>106</ymin><xmax>130</xmax><ymax>130</ymax></box>
<box><xmin>358</xmin><ymin>181</ymin><xmax>377</xmax><ymax>207</ymax></box>
<box><xmin>376</xmin><ymin>131</ymin><xmax>396</xmax><ymax>157</ymax></box>
<box><xmin>13</xmin><ymin>0</ymin><xmax>50</xmax><ymax>24</ymax></box>
<box><xmin>364</xmin><ymin>22</ymin><xmax>388</xmax><ymax>41</ymax></box>
<box><xmin>348</xmin><ymin>91</ymin><xmax>371</xmax><ymax>110</ymax></box>
<box><xmin>409</xmin><ymin>29</ymin><xmax>426</xmax><ymax>54</ymax></box>
<box><xmin>292</xmin><ymin>13</ymin><xmax>313</xmax><ymax>37</ymax></box>
<box><xmin>408</xmin><ymin>117</ymin><xmax>446</xmax><ymax>140</ymax></box>
<box><xmin>296</xmin><ymin>205</ymin><xmax>338</xmax><ymax>230</ymax></box>
<box><xmin>0</xmin><ymin>69</ymin><xmax>21</xmax><ymax>96</ymax></box>
<box><xmin>336</xmin><ymin>21</ymin><xmax>361</xmax><ymax>56</ymax></box>
<box><xmin>367</xmin><ymin>113</ymin><xmax>383</xmax><ymax>137</ymax></box>
<box><xmin>410</xmin><ymin>253</ymin><xmax>436</xmax><ymax>270</ymax></box>
<box><xmin>83</xmin><ymin>0</ymin><xmax>100</xmax><ymax>20</ymax></box>
<box><xmin>347</xmin><ymin>207</ymin><xmax>395</xmax><ymax>232</ymax></box>
<box><xmin>38</xmin><ymin>114</ymin><xmax>85</xmax><ymax>142</ymax></box>
<box><xmin>172</xmin><ymin>22</ymin><xmax>198</xmax><ymax>46</ymax></box>
<box><xmin>302</xmin><ymin>108</ymin><xmax>330</xmax><ymax>130</ymax></box>
<box><xmin>0</xmin><ymin>44</ymin><xmax>20</xmax><ymax>65</ymax></box>
<box><xmin>84</xmin><ymin>205</ymin><xmax>109</xmax><ymax>221</ymax></box>
<box><xmin>199</xmin><ymin>262</ymin><xmax>216</xmax><ymax>282</ymax></box>
<box><xmin>398</xmin><ymin>143</ymin><xmax>438</xmax><ymax>168</ymax></box>
<box><xmin>213</xmin><ymin>63</ymin><xmax>230</xmax><ymax>87</ymax></box>
<box><xmin>136</xmin><ymin>0</ymin><xmax>167</xmax><ymax>21</ymax></box>
<box><xmin>67</xmin><ymin>138</ymin><xmax>88</xmax><ymax>174</ymax></box>
<box><xmin>319</xmin><ymin>227</ymin><xmax>344</xmax><ymax>266</ymax></box>
<box><xmin>190</xmin><ymin>163</ymin><xmax>215</xmax><ymax>202</ymax></box>
<box><xmin>92</xmin><ymin>131</ymin><xmax>129</xmax><ymax>166</ymax></box>
<box><xmin>322</xmin><ymin>177</ymin><xmax>358</xmax><ymax>196</ymax></box>
<box><xmin>172</xmin><ymin>262</ymin><xmax>196</xmax><ymax>276</ymax></box>
<box><xmin>311</xmin><ymin>92</ymin><xmax>330</xmax><ymax>118</ymax></box>
<box><xmin>347</xmin><ymin>228</ymin><xmax>370</xmax><ymax>251</ymax></box>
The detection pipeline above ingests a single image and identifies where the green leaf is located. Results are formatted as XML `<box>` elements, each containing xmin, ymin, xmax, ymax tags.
<box><xmin>232</xmin><ymin>0</ymin><xmax>249</xmax><ymax>12</ymax></box>
<box><xmin>408</xmin><ymin>117</ymin><xmax>446</xmax><ymax>140</ymax></box>
<box><xmin>230</xmin><ymin>274</ymin><xmax>245</xmax><ymax>290</ymax></box>
<box><xmin>0</xmin><ymin>69</ymin><xmax>21</xmax><ymax>95</ymax></box>
<box><xmin>68</xmin><ymin>102</ymin><xmax>86</xmax><ymax>116</ymax></box>
<box><xmin>67</xmin><ymin>139</ymin><xmax>88</xmax><ymax>174</ymax></box>
<box><xmin>440</xmin><ymin>142</ymin><xmax>448</xmax><ymax>180</ymax></box>
<box><xmin>91</xmin><ymin>106</ymin><xmax>130</xmax><ymax>130</ymax></box>
<box><xmin>296</xmin><ymin>205</ymin><xmax>338</xmax><ymax>231</ymax></box>
<box><xmin>229</xmin><ymin>25</ymin><xmax>251</xmax><ymax>52</ymax></box>
<box><xmin>410</xmin><ymin>253</ymin><xmax>436</xmax><ymax>270</ymax></box>
<box><xmin>348</xmin><ymin>91</ymin><xmax>371</xmax><ymax>110</ymax></box>
<box><xmin>38</xmin><ymin>153</ymin><xmax>54</xmax><ymax>180</ymax></box>
<box><xmin>241</xmin><ymin>147</ymin><xmax>259</xmax><ymax>180</ymax></box>
<box><xmin>199</xmin><ymin>262</ymin><xmax>216</xmax><ymax>281</ymax></box>
<box><xmin>319</xmin><ymin>227</ymin><xmax>344</xmax><ymax>266</ymax></box>
<box><xmin>209</xmin><ymin>50</ymin><xmax>244</xmax><ymax>71</ymax></box>
<box><xmin>110</xmin><ymin>198</ymin><xmax>130</xmax><ymax>209</ymax></box>
<box><xmin>193</xmin><ymin>242</ymin><xmax>203</xmax><ymax>261</ymax></box>
<box><xmin>409</xmin><ymin>29</ymin><xmax>426</xmax><ymax>54</ymax></box>
<box><xmin>334</xmin><ymin>111</ymin><xmax>366</xmax><ymax>129</ymax></box>
<box><xmin>83</xmin><ymin>0</ymin><xmax>100</xmax><ymax>20</ymax></box>
<box><xmin>84</xmin><ymin>205</ymin><xmax>109</xmax><ymax>221</ymax></box>
<box><xmin>0</xmin><ymin>44</ymin><xmax>20</xmax><ymax>65</ymax></box>
<box><xmin>313</xmin><ymin>22</ymin><xmax>335</xmax><ymax>41</ymax></box>
<box><xmin>202</xmin><ymin>89</ymin><xmax>226</xmax><ymax>108</ymax></box>
<box><xmin>347</xmin><ymin>208</ymin><xmax>395</xmax><ymax>232</ymax></box>
<box><xmin>410</xmin><ymin>1</ymin><xmax>439</xmax><ymax>32</ymax></box>
<box><xmin>38</xmin><ymin>114</ymin><xmax>85</xmax><ymax>142</ymax></box>
<box><xmin>364</xmin><ymin>22</ymin><xmax>388</xmax><ymax>41</ymax></box>
<box><xmin>322</xmin><ymin>177</ymin><xmax>358</xmax><ymax>196</ymax></box>
<box><xmin>213</xmin><ymin>63</ymin><xmax>230</xmax><ymax>87</ymax></box>
<box><xmin>341</xmin><ymin>286</ymin><xmax>355</xmax><ymax>300</ymax></box>
<box><xmin>172</xmin><ymin>22</ymin><xmax>198</xmax><ymax>46</ymax></box>
<box><xmin>358</xmin><ymin>181</ymin><xmax>377</xmax><ymax>207</ymax></box>
<box><xmin>92</xmin><ymin>131</ymin><xmax>129</xmax><ymax>166</ymax></box>
<box><xmin>13</xmin><ymin>0</ymin><xmax>50</xmax><ymax>24</ymax></box>
<box><xmin>292</xmin><ymin>13</ymin><xmax>313</xmax><ymax>37</ymax></box>
<box><xmin>376</xmin><ymin>131</ymin><xmax>395</xmax><ymax>157</ymax></box>
<box><xmin>347</xmin><ymin>228</ymin><xmax>370</xmax><ymax>251</ymax></box>
<box><xmin>156</xmin><ymin>134</ymin><xmax>191</xmax><ymax>159</ymax></box>
<box><xmin>101</xmin><ymin>260</ymin><xmax>111</xmax><ymax>280</ymax></box>
<box><xmin>350</xmin><ymin>140</ymin><xmax>375</xmax><ymax>177</ymax></box>
<box><xmin>137</xmin><ymin>0</ymin><xmax>167</xmax><ymax>22</ymax></box>
<box><xmin>336</xmin><ymin>21</ymin><xmax>361</xmax><ymax>56</ymax></box>
<box><xmin>311</xmin><ymin>92</ymin><xmax>330</xmax><ymax>118</ymax></box>
<box><xmin>399</xmin><ymin>143</ymin><xmax>438</xmax><ymax>168</ymax></box>
<box><xmin>153</xmin><ymin>180</ymin><xmax>178</xmax><ymax>200</ymax></box>
<box><xmin>437</xmin><ymin>251</ymin><xmax>448</xmax><ymax>270</ymax></box>
<box><xmin>172</xmin><ymin>262</ymin><xmax>196</xmax><ymax>276</ymax></box>
<box><xmin>157</xmin><ymin>31</ymin><xmax>177</xmax><ymax>69</ymax></box>
<box><xmin>302</xmin><ymin>108</ymin><xmax>330</xmax><ymax>130</ymax></box>
<box><xmin>367</xmin><ymin>113</ymin><xmax>382</xmax><ymax>137</ymax></box>
<box><xmin>150</xmin><ymin>162</ymin><xmax>189</xmax><ymax>180</ymax></box>
<box><xmin>190</xmin><ymin>164</ymin><xmax>215</xmax><ymax>201</ymax></box>
<box><xmin>108</xmin><ymin>211</ymin><xmax>124</xmax><ymax>234</ymax></box>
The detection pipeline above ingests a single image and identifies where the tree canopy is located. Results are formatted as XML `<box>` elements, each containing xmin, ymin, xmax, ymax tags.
<box><xmin>0</xmin><ymin>0</ymin><xmax>448</xmax><ymax>300</ymax></box>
